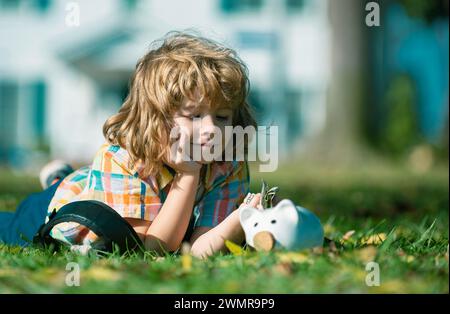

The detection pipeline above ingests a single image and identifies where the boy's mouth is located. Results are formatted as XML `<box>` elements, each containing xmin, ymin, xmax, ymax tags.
<box><xmin>192</xmin><ymin>141</ymin><xmax>214</xmax><ymax>147</ymax></box>
<box><xmin>201</xmin><ymin>141</ymin><xmax>214</xmax><ymax>147</ymax></box>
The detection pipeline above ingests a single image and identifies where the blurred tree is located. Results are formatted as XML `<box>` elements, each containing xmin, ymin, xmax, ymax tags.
<box><xmin>381</xmin><ymin>74</ymin><xmax>420</xmax><ymax>155</ymax></box>
<box><xmin>442</xmin><ymin>115</ymin><xmax>449</xmax><ymax>157</ymax></box>
<box><xmin>300</xmin><ymin>0</ymin><xmax>371</xmax><ymax>164</ymax></box>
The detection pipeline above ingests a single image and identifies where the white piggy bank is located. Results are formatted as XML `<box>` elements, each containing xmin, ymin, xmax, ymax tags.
<box><xmin>239</xmin><ymin>199</ymin><xmax>324</xmax><ymax>251</ymax></box>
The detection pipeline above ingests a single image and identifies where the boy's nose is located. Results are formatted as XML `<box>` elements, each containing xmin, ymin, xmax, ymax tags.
<box><xmin>199</xmin><ymin>115</ymin><xmax>216</xmax><ymax>138</ymax></box>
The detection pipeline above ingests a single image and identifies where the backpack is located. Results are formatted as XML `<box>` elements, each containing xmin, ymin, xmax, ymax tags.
<box><xmin>33</xmin><ymin>200</ymin><xmax>145</xmax><ymax>254</ymax></box>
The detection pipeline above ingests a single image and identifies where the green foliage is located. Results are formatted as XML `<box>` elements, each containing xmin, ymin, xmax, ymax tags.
<box><xmin>397</xmin><ymin>0</ymin><xmax>449</xmax><ymax>23</ymax></box>
<box><xmin>381</xmin><ymin>75</ymin><xmax>420</xmax><ymax>156</ymax></box>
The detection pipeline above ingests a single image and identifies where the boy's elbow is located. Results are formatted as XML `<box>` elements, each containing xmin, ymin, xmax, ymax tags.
<box><xmin>167</xmin><ymin>241</ymin><xmax>181</xmax><ymax>252</ymax></box>
<box><xmin>162</xmin><ymin>236</ymin><xmax>183</xmax><ymax>252</ymax></box>
<box><xmin>144</xmin><ymin>234</ymin><xmax>180</xmax><ymax>253</ymax></box>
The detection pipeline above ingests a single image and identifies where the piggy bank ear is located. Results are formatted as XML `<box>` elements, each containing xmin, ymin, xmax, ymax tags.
<box><xmin>239</xmin><ymin>206</ymin><xmax>258</xmax><ymax>225</ymax></box>
<box><xmin>274</xmin><ymin>199</ymin><xmax>299</xmax><ymax>224</ymax></box>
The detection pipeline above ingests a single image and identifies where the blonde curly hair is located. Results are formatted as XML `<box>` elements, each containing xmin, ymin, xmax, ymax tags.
<box><xmin>103</xmin><ymin>31</ymin><xmax>256</xmax><ymax>178</ymax></box>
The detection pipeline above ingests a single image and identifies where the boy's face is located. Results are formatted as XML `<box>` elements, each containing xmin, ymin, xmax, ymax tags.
<box><xmin>173</xmin><ymin>98</ymin><xmax>233</xmax><ymax>164</ymax></box>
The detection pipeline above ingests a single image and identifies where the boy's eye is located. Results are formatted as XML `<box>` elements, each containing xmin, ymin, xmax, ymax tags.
<box><xmin>185</xmin><ymin>114</ymin><xmax>201</xmax><ymax>119</ymax></box>
<box><xmin>216</xmin><ymin>115</ymin><xmax>230</xmax><ymax>121</ymax></box>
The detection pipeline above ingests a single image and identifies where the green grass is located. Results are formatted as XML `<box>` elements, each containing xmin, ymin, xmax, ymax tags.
<box><xmin>0</xmin><ymin>160</ymin><xmax>448</xmax><ymax>293</ymax></box>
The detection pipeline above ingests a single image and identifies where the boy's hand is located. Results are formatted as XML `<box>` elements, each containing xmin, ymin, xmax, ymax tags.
<box><xmin>166</xmin><ymin>127</ymin><xmax>202</xmax><ymax>174</ymax></box>
<box><xmin>238</xmin><ymin>193</ymin><xmax>263</xmax><ymax>211</ymax></box>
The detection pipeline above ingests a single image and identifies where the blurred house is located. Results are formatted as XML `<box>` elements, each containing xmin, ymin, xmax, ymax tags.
<box><xmin>0</xmin><ymin>0</ymin><xmax>331</xmax><ymax>170</ymax></box>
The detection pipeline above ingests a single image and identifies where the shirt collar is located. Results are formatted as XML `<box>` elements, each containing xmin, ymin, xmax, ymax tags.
<box><xmin>110</xmin><ymin>144</ymin><xmax>175</xmax><ymax>190</ymax></box>
<box><xmin>157</xmin><ymin>165</ymin><xmax>175</xmax><ymax>190</ymax></box>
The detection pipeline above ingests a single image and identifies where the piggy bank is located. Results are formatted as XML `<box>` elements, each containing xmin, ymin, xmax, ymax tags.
<box><xmin>239</xmin><ymin>199</ymin><xmax>324</xmax><ymax>251</ymax></box>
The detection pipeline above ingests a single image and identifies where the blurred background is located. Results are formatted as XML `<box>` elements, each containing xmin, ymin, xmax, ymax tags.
<box><xmin>0</xmin><ymin>0</ymin><xmax>449</xmax><ymax>293</ymax></box>
<box><xmin>0</xmin><ymin>0</ymin><xmax>448</xmax><ymax>173</ymax></box>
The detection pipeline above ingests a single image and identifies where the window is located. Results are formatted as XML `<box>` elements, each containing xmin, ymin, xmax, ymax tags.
<box><xmin>236</xmin><ymin>31</ymin><xmax>278</xmax><ymax>50</ymax></box>
<box><xmin>220</xmin><ymin>0</ymin><xmax>264</xmax><ymax>14</ymax></box>
<box><xmin>29</xmin><ymin>81</ymin><xmax>46</xmax><ymax>142</ymax></box>
<box><xmin>0</xmin><ymin>0</ymin><xmax>52</xmax><ymax>12</ymax></box>
<box><xmin>0</xmin><ymin>80</ymin><xmax>48</xmax><ymax>163</ymax></box>
<box><xmin>286</xmin><ymin>0</ymin><xmax>305</xmax><ymax>12</ymax></box>
<box><xmin>285</xmin><ymin>89</ymin><xmax>302</xmax><ymax>143</ymax></box>
<box><xmin>0</xmin><ymin>81</ymin><xmax>18</xmax><ymax>162</ymax></box>
<box><xmin>0</xmin><ymin>0</ymin><xmax>20</xmax><ymax>10</ymax></box>
<box><xmin>121</xmin><ymin>0</ymin><xmax>139</xmax><ymax>11</ymax></box>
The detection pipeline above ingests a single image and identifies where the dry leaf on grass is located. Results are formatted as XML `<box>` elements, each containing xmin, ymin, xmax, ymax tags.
<box><xmin>445</xmin><ymin>245</ymin><xmax>449</xmax><ymax>262</ymax></box>
<box><xmin>277</xmin><ymin>252</ymin><xmax>310</xmax><ymax>264</ymax></box>
<box><xmin>181</xmin><ymin>242</ymin><xmax>192</xmax><ymax>272</ymax></box>
<box><xmin>312</xmin><ymin>246</ymin><xmax>324</xmax><ymax>255</ymax></box>
<box><xmin>342</xmin><ymin>230</ymin><xmax>356</xmax><ymax>241</ymax></box>
<box><xmin>273</xmin><ymin>262</ymin><xmax>293</xmax><ymax>276</ymax></box>
<box><xmin>357</xmin><ymin>246</ymin><xmax>378</xmax><ymax>263</ymax></box>
<box><xmin>225</xmin><ymin>240</ymin><xmax>246</xmax><ymax>256</ymax></box>
<box><xmin>360</xmin><ymin>233</ymin><xmax>387</xmax><ymax>245</ymax></box>
<box><xmin>323</xmin><ymin>224</ymin><xmax>336</xmax><ymax>235</ymax></box>
<box><xmin>83</xmin><ymin>267</ymin><xmax>121</xmax><ymax>281</ymax></box>
<box><xmin>328</xmin><ymin>240</ymin><xmax>338</xmax><ymax>253</ymax></box>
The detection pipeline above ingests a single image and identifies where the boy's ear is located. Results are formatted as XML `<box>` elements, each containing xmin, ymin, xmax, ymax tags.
<box><xmin>239</xmin><ymin>206</ymin><xmax>257</xmax><ymax>224</ymax></box>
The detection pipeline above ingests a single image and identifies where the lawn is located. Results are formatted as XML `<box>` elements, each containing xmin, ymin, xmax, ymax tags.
<box><xmin>0</xmin><ymin>159</ymin><xmax>448</xmax><ymax>293</ymax></box>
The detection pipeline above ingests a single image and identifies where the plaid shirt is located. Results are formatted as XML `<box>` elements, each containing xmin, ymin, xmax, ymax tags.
<box><xmin>46</xmin><ymin>143</ymin><xmax>250</xmax><ymax>245</ymax></box>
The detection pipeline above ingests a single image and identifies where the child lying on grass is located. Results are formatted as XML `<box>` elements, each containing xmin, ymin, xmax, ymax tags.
<box><xmin>0</xmin><ymin>31</ymin><xmax>261</xmax><ymax>259</ymax></box>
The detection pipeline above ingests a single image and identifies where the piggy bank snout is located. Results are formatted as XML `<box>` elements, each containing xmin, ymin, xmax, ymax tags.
<box><xmin>252</xmin><ymin>231</ymin><xmax>275</xmax><ymax>252</ymax></box>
